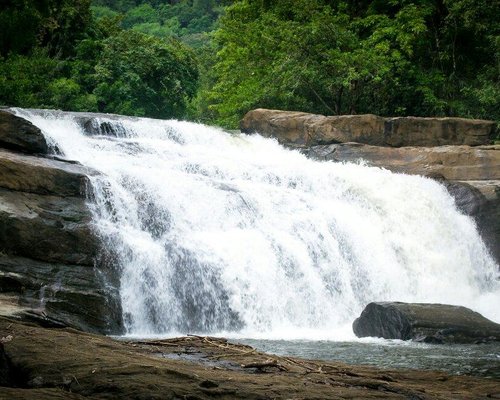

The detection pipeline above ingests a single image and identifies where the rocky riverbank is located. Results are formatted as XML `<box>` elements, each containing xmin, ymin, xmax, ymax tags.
<box><xmin>1</xmin><ymin>316</ymin><xmax>499</xmax><ymax>400</ymax></box>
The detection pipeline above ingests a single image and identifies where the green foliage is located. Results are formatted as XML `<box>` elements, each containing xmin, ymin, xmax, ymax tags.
<box><xmin>205</xmin><ymin>0</ymin><xmax>499</xmax><ymax>128</ymax></box>
<box><xmin>0</xmin><ymin>49</ymin><xmax>96</xmax><ymax>110</ymax></box>
<box><xmin>0</xmin><ymin>0</ymin><xmax>92</xmax><ymax>58</ymax></box>
<box><xmin>92</xmin><ymin>30</ymin><xmax>199</xmax><ymax>118</ymax></box>
<box><xmin>92</xmin><ymin>0</ymin><xmax>224</xmax><ymax>46</ymax></box>
<box><xmin>1</xmin><ymin>0</ymin><xmax>497</xmax><ymax>128</ymax></box>
<box><xmin>0</xmin><ymin>1</ymin><xmax>201</xmax><ymax>119</ymax></box>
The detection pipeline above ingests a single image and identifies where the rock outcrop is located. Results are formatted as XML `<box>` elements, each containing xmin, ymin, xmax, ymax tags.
<box><xmin>307</xmin><ymin>143</ymin><xmax>500</xmax><ymax>181</ymax></box>
<box><xmin>353</xmin><ymin>302</ymin><xmax>500</xmax><ymax>344</ymax></box>
<box><xmin>241</xmin><ymin>108</ymin><xmax>497</xmax><ymax>147</ymax></box>
<box><xmin>0</xmin><ymin>109</ymin><xmax>121</xmax><ymax>334</ymax></box>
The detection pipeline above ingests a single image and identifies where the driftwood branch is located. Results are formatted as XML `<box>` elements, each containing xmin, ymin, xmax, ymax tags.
<box><xmin>241</xmin><ymin>359</ymin><xmax>288</xmax><ymax>371</ymax></box>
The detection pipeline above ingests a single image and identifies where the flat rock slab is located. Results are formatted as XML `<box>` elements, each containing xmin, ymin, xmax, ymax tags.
<box><xmin>353</xmin><ymin>302</ymin><xmax>500</xmax><ymax>344</ymax></box>
<box><xmin>1</xmin><ymin>317</ymin><xmax>499</xmax><ymax>400</ymax></box>
<box><xmin>241</xmin><ymin>109</ymin><xmax>497</xmax><ymax>147</ymax></box>
<box><xmin>307</xmin><ymin>143</ymin><xmax>500</xmax><ymax>181</ymax></box>
<box><xmin>0</xmin><ymin>188</ymin><xmax>97</xmax><ymax>265</ymax></box>
<box><xmin>0</xmin><ymin>149</ymin><xmax>96</xmax><ymax>197</ymax></box>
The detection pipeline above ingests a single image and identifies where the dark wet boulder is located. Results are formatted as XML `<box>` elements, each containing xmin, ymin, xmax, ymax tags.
<box><xmin>353</xmin><ymin>302</ymin><xmax>500</xmax><ymax>344</ymax></box>
<box><xmin>0</xmin><ymin>188</ymin><xmax>97</xmax><ymax>265</ymax></box>
<box><xmin>0</xmin><ymin>254</ymin><xmax>122</xmax><ymax>334</ymax></box>
<box><xmin>0</xmin><ymin>110</ymin><xmax>49</xmax><ymax>154</ymax></box>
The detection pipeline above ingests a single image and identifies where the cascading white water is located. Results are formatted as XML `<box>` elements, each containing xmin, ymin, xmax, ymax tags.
<box><xmin>15</xmin><ymin>109</ymin><xmax>500</xmax><ymax>339</ymax></box>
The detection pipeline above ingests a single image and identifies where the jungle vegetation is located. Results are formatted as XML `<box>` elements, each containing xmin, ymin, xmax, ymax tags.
<box><xmin>0</xmin><ymin>0</ymin><xmax>498</xmax><ymax>128</ymax></box>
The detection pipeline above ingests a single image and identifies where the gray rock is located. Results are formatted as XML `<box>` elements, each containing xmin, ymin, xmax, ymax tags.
<box><xmin>444</xmin><ymin>180</ymin><xmax>500</xmax><ymax>263</ymax></box>
<box><xmin>0</xmin><ymin>255</ymin><xmax>122</xmax><ymax>334</ymax></box>
<box><xmin>0</xmin><ymin>188</ymin><xmax>97</xmax><ymax>265</ymax></box>
<box><xmin>353</xmin><ymin>302</ymin><xmax>500</xmax><ymax>344</ymax></box>
<box><xmin>0</xmin><ymin>149</ymin><xmax>96</xmax><ymax>197</ymax></box>
<box><xmin>0</xmin><ymin>110</ymin><xmax>49</xmax><ymax>154</ymax></box>
<box><xmin>0</xmin><ymin>135</ymin><xmax>122</xmax><ymax>333</ymax></box>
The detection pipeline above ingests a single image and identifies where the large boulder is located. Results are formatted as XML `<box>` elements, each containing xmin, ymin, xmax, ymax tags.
<box><xmin>443</xmin><ymin>180</ymin><xmax>500</xmax><ymax>263</ymax></box>
<box><xmin>0</xmin><ymin>110</ymin><xmax>49</xmax><ymax>154</ymax></box>
<box><xmin>241</xmin><ymin>109</ymin><xmax>497</xmax><ymax>147</ymax></box>
<box><xmin>353</xmin><ymin>302</ymin><xmax>500</xmax><ymax>344</ymax></box>
<box><xmin>0</xmin><ymin>188</ymin><xmax>97</xmax><ymax>265</ymax></box>
<box><xmin>384</xmin><ymin>117</ymin><xmax>497</xmax><ymax>147</ymax></box>
<box><xmin>241</xmin><ymin>109</ymin><xmax>386</xmax><ymax>146</ymax></box>
<box><xmin>0</xmin><ymin>254</ymin><xmax>121</xmax><ymax>333</ymax></box>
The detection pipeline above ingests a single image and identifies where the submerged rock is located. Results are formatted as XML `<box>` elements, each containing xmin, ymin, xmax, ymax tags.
<box><xmin>353</xmin><ymin>302</ymin><xmax>500</xmax><ymax>344</ymax></box>
<box><xmin>241</xmin><ymin>108</ymin><xmax>497</xmax><ymax>147</ymax></box>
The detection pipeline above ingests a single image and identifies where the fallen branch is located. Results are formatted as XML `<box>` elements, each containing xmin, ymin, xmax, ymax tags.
<box><xmin>241</xmin><ymin>359</ymin><xmax>288</xmax><ymax>371</ymax></box>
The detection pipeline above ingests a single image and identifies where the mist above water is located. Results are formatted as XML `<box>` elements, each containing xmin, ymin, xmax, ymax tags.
<box><xmin>16</xmin><ymin>109</ymin><xmax>500</xmax><ymax>339</ymax></box>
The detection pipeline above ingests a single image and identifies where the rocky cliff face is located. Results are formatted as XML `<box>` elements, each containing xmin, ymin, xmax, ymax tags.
<box><xmin>241</xmin><ymin>108</ymin><xmax>497</xmax><ymax>147</ymax></box>
<box><xmin>241</xmin><ymin>109</ymin><xmax>500</xmax><ymax>265</ymax></box>
<box><xmin>0</xmin><ymin>110</ymin><xmax>121</xmax><ymax>333</ymax></box>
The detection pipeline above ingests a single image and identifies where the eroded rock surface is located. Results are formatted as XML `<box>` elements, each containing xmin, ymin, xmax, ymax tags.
<box><xmin>353</xmin><ymin>302</ymin><xmax>500</xmax><ymax>344</ymax></box>
<box><xmin>307</xmin><ymin>143</ymin><xmax>500</xmax><ymax>181</ymax></box>
<box><xmin>1</xmin><ymin>317</ymin><xmax>499</xmax><ymax>400</ymax></box>
<box><xmin>241</xmin><ymin>109</ymin><xmax>497</xmax><ymax>147</ymax></box>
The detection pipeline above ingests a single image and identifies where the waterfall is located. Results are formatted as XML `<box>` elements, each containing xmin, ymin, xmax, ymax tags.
<box><xmin>15</xmin><ymin>109</ymin><xmax>500</xmax><ymax>339</ymax></box>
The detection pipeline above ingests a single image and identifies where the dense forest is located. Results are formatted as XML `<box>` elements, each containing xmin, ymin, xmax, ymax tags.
<box><xmin>0</xmin><ymin>0</ymin><xmax>498</xmax><ymax>128</ymax></box>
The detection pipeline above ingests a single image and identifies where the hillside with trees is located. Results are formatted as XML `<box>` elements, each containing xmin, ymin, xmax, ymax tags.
<box><xmin>0</xmin><ymin>0</ymin><xmax>498</xmax><ymax>128</ymax></box>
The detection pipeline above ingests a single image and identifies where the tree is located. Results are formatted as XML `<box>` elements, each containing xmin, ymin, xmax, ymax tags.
<box><xmin>0</xmin><ymin>0</ymin><xmax>92</xmax><ymax>58</ymax></box>
<box><xmin>204</xmin><ymin>0</ymin><xmax>499</xmax><ymax>128</ymax></box>
<box><xmin>92</xmin><ymin>30</ymin><xmax>199</xmax><ymax>118</ymax></box>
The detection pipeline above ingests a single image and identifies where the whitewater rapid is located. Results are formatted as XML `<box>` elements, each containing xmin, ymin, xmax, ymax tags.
<box><xmin>15</xmin><ymin>109</ymin><xmax>500</xmax><ymax>339</ymax></box>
